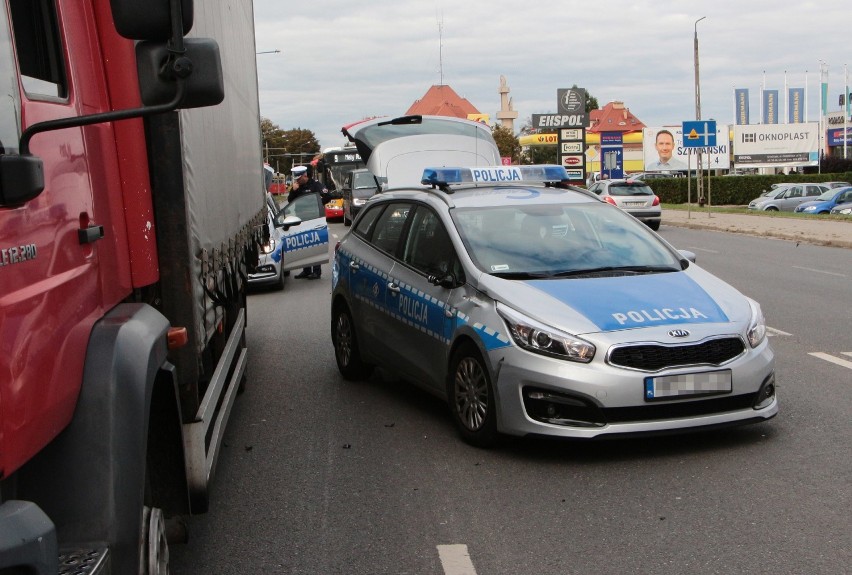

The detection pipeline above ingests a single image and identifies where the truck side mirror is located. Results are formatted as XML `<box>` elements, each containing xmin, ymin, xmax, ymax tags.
<box><xmin>0</xmin><ymin>155</ymin><xmax>45</xmax><ymax>205</ymax></box>
<box><xmin>136</xmin><ymin>38</ymin><xmax>224</xmax><ymax>108</ymax></box>
<box><xmin>110</xmin><ymin>0</ymin><xmax>193</xmax><ymax>40</ymax></box>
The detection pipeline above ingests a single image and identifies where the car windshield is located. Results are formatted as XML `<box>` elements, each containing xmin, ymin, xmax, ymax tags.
<box><xmin>607</xmin><ymin>182</ymin><xmax>654</xmax><ymax>196</ymax></box>
<box><xmin>452</xmin><ymin>202</ymin><xmax>680</xmax><ymax>277</ymax></box>
<box><xmin>815</xmin><ymin>190</ymin><xmax>837</xmax><ymax>201</ymax></box>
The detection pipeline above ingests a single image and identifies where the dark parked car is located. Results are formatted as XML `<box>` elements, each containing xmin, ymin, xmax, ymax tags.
<box><xmin>342</xmin><ymin>168</ymin><xmax>381</xmax><ymax>226</ymax></box>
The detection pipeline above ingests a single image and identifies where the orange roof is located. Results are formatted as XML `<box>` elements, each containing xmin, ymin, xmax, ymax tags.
<box><xmin>405</xmin><ymin>85</ymin><xmax>481</xmax><ymax>118</ymax></box>
<box><xmin>588</xmin><ymin>101</ymin><xmax>645</xmax><ymax>134</ymax></box>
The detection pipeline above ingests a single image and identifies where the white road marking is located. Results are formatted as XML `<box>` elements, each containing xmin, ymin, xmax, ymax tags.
<box><xmin>766</xmin><ymin>326</ymin><xmax>792</xmax><ymax>337</ymax></box>
<box><xmin>843</xmin><ymin>352</ymin><xmax>852</xmax><ymax>358</ymax></box>
<box><xmin>685</xmin><ymin>246</ymin><xmax>720</xmax><ymax>253</ymax></box>
<box><xmin>438</xmin><ymin>544</ymin><xmax>478</xmax><ymax>575</ymax></box>
<box><xmin>809</xmin><ymin>352</ymin><xmax>852</xmax><ymax>370</ymax></box>
<box><xmin>791</xmin><ymin>265</ymin><xmax>846</xmax><ymax>278</ymax></box>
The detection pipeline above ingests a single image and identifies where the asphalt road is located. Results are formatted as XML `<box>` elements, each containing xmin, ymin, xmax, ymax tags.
<box><xmin>170</xmin><ymin>222</ymin><xmax>852</xmax><ymax>575</ymax></box>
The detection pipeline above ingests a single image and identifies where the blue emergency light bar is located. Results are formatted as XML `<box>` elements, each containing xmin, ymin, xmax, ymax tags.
<box><xmin>421</xmin><ymin>165</ymin><xmax>568</xmax><ymax>186</ymax></box>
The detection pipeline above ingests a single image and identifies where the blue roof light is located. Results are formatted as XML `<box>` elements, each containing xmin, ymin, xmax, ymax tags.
<box><xmin>421</xmin><ymin>165</ymin><xmax>568</xmax><ymax>186</ymax></box>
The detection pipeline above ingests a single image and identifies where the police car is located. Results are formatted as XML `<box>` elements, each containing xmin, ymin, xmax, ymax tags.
<box><xmin>248</xmin><ymin>192</ymin><xmax>329</xmax><ymax>290</ymax></box>
<box><xmin>330</xmin><ymin>165</ymin><xmax>777</xmax><ymax>447</ymax></box>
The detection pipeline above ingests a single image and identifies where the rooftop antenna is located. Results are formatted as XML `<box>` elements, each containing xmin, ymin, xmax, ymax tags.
<box><xmin>437</xmin><ymin>13</ymin><xmax>444</xmax><ymax>86</ymax></box>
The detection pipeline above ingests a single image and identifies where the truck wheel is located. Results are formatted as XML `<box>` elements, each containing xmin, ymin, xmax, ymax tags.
<box><xmin>332</xmin><ymin>303</ymin><xmax>373</xmax><ymax>380</ymax></box>
<box><xmin>447</xmin><ymin>342</ymin><xmax>498</xmax><ymax>448</ymax></box>
<box><xmin>140</xmin><ymin>506</ymin><xmax>169</xmax><ymax>575</ymax></box>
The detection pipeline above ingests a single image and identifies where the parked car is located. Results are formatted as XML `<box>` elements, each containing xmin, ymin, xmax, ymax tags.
<box><xmin>824</xmin><ymin>181</ymin><xmax>851</xmax><ymax>188</ymax></box>
<box><xmin>794</xmin><ymin>187</ymin><xmax>852</xmax><ymax>214</ymax></box>
<box><xmin>628</xmin><ymin>172</ymin><xmax>682</xmax><ymax>182</ymax></box>
<box><xmin>342</xmin><ymin>114</ymin><xmax>501</xmax><ymax>188</ymax></box>
<box><xmin>325</xmin><ymin>195</ymin><xmax>345</xmax><ymax>221</ymax></box>
<box><xmin>829</xmin><ymin>201</ymin><xmax>852</xmax><ymax>215</ymax></box>
<box><xmin>587</xmin><ymin>179</ymin><xmax>662</xmax><ymax>230</ymax></box>
<box><xmin>747</xmin><ymin>183</ymin><xmax>829</xmax><ymax>212</ymax></box>
<box><xmin>342</xmin><ymin>168</ymin><xmax>381</xmax><ymax>226</ymax></box>
<box><xmin>330</xmin><ymin>164</ymin><xmax>777</xmax><ymax>447</ymax></box>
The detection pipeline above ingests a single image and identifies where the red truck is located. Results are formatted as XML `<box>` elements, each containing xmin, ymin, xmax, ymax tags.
<box><xmin>0</xmin><ymin>0</ymin><xmax>265</xmax><ymax>572</ymax></box>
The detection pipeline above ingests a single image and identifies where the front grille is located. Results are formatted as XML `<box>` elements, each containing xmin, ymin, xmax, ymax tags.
<box><xmin>609</xmin><ymin>337</ymin><xmax>745</xmax><ymax>371</ymax></box>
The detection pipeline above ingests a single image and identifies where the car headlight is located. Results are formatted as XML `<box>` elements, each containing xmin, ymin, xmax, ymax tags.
<box><xmin>260</xmin><ymin>239</ymin><xmax>277</xmax><ymax>254</ymax></box>
<box><xmin>803</xmin><ymin>205</ymin><xmax>817</xmax><ymax>212</ymax></box>
<box><xmin>353</xmin><ymin>198</ymin><xmax>367</xmax><ymax>206</ymax></box>
<box><xmin>746</xmin><ymin>299</ymin><xmax>767</xmax><ymax>348</ymax></box>
<box><xmin>837</xmin><ymin>207</ymin><xmax>852</xmax><ymax>215</ymax></box>
<box><xmin>497</xmin><ymin>303</ymin><xmax>595</xmax><ymax>362</ymax></box>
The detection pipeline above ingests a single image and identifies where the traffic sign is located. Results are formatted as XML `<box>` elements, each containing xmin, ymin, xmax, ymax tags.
<box><xmin>682</xmin><ymin>120</ymin><xmax>717</xmax><ymax>148</ymax></box>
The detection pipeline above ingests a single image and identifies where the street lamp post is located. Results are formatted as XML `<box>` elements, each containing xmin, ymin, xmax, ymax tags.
<box><xmin>694</xmin><ymin>16</ymin><xmax>706</xmax><ymax>207</ymax></box>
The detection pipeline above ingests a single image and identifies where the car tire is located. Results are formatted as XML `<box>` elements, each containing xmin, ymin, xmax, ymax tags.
<box><xmin>447</xmin><ymin>342</ymin><xmax>498</xmax><ymax>448</ymax></box>
<box><xmin>765</xmin><ymin>206</ymin><xmax>779</xmax><ymax>212</ymax></box>
<box><xmin>647</xmin><ymin>220</ymin><xmax>661</xmax><ymax>231</ymax></box>
<box><xmin>274</xmin><ymin>267</ymin><xmax>285</xmax><ymax>291</ymax></box>
<box><xmin>332</xmin><ymin>303</ymin><xmax>374</xmax><ymax>380</ymax></box>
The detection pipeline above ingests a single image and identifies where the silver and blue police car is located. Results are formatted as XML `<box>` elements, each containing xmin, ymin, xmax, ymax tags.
<box><xmin>330</xmin><ymin>165</ymin><xmax>777</xmax><ymax>447</ymax></box>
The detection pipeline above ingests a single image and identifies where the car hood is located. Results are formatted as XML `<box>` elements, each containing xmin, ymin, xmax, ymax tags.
<box><xmin>797</xmin><ymin>200</ymin><xmax>828</xmax><ymax>209</ymax></box>
<box><xmin>475</xmin><ymin>265</ymin><xmax>750</xmax><ymax>336</ymax></box>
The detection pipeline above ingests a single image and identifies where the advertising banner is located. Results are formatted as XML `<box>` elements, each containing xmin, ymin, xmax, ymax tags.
<box><xmin>735</xmin><ymin>89</ymin><xmax>750</xmax><ymax>125</ymax></box>
<box><xmin>788</xmin><ymin>88</ymin><xmax>804</xmax><ymax>123</ymax></box>
<box><xmin>762</xmin><ymin>90</ymin><xmax>779</xmax><ymax>124</ymax></box>
<box><xmin>599</xmin><ymin>131</ymin><xmax>623</xmax><ymax>179</ymax></box>
<box><xmin>826</xmin><ymin>126</ymin><xmax>852</xmax><ymax>146</ymax></box>
<box><xmin>643</xmin><ymin>126</ymin><xmax>730</xmax><ymax>171</ymax></box>
<box><xmin>732</xmin><ymin>123</ymin><xmax>819</xmax><ymax>167</ymax></box>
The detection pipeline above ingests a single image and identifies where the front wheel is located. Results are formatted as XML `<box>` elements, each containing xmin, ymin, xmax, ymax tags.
<box><xmin>765</xmin><ymin>206</ymin><xmax>779</xmax><ymax>212</ymax></box>
<box><xmin>332</xmin><ymin>303</ymin><xmax>374</xmax><ymax>380</ymax></box>
<box><xmin>447</xmin><ymin>342</ymin><xmax>498</xmax><ymax>448</ymax></box>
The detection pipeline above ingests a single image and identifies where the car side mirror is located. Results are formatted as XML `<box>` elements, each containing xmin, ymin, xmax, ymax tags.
<box><xmin>275</xmin><ymin>214</ymin><xmax>302</xmax><ymax>230</ymax></box>
<box><xmin>678</xmin><ymin>250</ymin><xmax>697</xmax><ymax>266</ymax></box>
<box><xmin>429</xmin><ymin>273</ymin><xmax>459</xmax><ymax>289</ymax></box>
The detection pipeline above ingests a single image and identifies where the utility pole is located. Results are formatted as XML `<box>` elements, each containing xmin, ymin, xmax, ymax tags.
<box><xmin>694</xmin><ymin>16</ymin><xmax>706</xmax><ymax>206</ymax></box>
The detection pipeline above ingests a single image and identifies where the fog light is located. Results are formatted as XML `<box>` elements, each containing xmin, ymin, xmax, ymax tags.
<box><xmin>753</xmin><ymin>373</ymin><xmax>776</xmax><ymax>409</ymax></box>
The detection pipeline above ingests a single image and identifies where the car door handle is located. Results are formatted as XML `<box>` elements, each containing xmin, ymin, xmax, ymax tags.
<box><xmin>387</xmin><ymin>282</ymin><xmax>401</xmax><ymax>294</ymax></box>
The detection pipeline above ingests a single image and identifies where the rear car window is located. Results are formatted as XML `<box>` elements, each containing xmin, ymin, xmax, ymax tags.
<box><xmin>608</xmin><ymin>183</ymin><xmax>654</xmax><ymax>196</ymax></box>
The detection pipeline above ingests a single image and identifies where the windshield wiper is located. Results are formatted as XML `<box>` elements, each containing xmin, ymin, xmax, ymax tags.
<box><xmin>550</xmin><ymin>265</ymin><xmax>680</xmax><ymax>278</ymax></box>
<box><xmin>490</xmin><ymin>271</ymin><xmax>555</xmax><ymax>280</ymax></box>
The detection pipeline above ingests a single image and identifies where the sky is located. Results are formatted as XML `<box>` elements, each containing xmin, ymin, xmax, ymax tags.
<box><xmin>252</xmin><ymin>0</ymin><xmax>851</xmax><ymax>151</ymax></box>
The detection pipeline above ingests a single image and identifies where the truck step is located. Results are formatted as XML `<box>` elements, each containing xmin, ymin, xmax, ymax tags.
<box><xmin>58</xmin><ymin>547</ymin><xmax>109</xmax><ymax>575</ymax></box>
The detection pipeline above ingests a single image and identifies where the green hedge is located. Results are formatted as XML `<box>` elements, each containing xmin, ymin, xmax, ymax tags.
<box><xmin>649</xmin><ymin>172</ymin><xmax>852</xmax><ymax>205</ymax></box>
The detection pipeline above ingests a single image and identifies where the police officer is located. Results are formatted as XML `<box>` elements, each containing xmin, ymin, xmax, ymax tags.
<box><xmin>288</xmin><ymin>165</ymin><xmax>327</xmax><ymax>279</ymax></box>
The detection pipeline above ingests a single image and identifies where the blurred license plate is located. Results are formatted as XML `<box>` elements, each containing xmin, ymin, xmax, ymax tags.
<box><xmin>644</xmin><ymin>370</ymin><xmax>732</xmax><ymax>401</ymax></box>
<box><xmin>624</xmin><ymin>201</ymin><xmax>644</xmax><ymax>207</ymax></box>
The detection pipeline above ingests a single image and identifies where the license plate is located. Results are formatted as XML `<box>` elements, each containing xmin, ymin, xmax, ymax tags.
<box><xmin>624</xmin><ymin>201</ymin><xmax>644</xmax><ymax>207</ymax></box>
<box><xmin>644</xmin><ymin>370</ymin><xmax>732</xmax><ymax>401</ymax></box>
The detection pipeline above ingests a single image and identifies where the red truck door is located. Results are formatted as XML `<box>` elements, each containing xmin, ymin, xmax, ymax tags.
<box><xmin>0</xmin><ymin>0</ymin><xmax>128</xmax><ymax>476</ymax></box>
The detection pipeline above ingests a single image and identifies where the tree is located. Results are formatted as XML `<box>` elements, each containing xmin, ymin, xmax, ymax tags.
<box><xmin>491</xmin><ymin>125</ymin><xmax>521</xmax><ymax>163</ymax></box>
<box><xmin>260</xmin><ymin>118</ymin><xmax>321</xmax><ymax>173</ymax></box>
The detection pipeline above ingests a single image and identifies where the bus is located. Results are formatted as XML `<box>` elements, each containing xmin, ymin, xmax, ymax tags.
<box><xmin>315</xmin><ymin>146</ymin><xmax>365</xmax><ymax>192</ymax></box>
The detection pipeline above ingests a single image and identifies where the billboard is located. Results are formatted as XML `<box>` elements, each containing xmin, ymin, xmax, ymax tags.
<box><xmin>732</xmin><ymin>123</ymin><xmax>819</xmax><ymax>167</ymax></box>
<box><xmin>643</xmin><ymin>126</ymin><xmax>730</xmax><ymax>171</ymax></box>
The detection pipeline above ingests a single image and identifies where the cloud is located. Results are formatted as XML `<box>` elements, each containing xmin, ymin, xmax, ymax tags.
<box><xmin>254</xmin><ymin>1</ymin><xmax>849</xmax><ymax>148</ymax></box>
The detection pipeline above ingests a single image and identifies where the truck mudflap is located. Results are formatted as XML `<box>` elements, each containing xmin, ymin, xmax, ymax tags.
<box><xmin>0</xmin><ymin>500</ymin><xmax>58</xmax><ymax>574</ymax></box>
<box><xmin>183</xmin><ymin>307</ymin><xmax>247</xmax><ymax>512</ymax></box>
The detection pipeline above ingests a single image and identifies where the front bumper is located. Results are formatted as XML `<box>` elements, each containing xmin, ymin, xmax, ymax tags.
<box><xmin>488</xmin><ymin>341</ymin><xmax>777</xmax><ymax>439</ymax></box>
